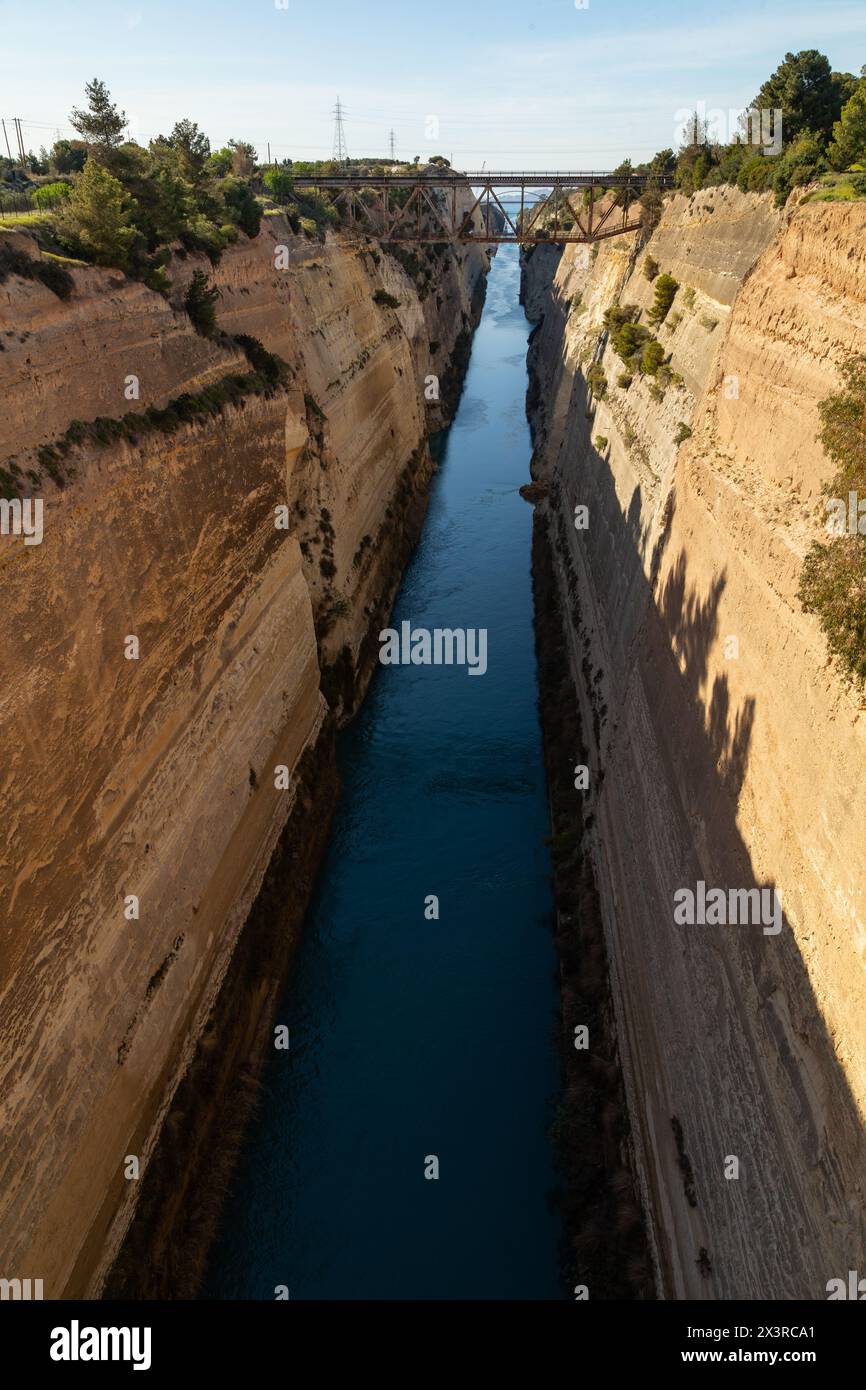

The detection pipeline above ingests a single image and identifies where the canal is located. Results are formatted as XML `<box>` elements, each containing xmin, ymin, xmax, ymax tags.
<box><xmin>205</xmin><ymin>240</ymin><xmax>563</xmax><ymax>1300</ymax></box>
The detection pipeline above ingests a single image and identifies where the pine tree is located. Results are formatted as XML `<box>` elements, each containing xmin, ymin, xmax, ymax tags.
<box><xmin>70</xmin><ymin>79</ymin><xmax>128</xmax><ymax>150</ymax></box>
<box><xmin>59</xmin><ymin>158</ymin><xmax>136</xmax><ymax>268</ymax></box>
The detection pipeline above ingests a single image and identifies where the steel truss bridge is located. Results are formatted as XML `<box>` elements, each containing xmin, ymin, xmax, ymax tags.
<box><xmin>290</xmin><ymin>170</ymin><xmax>672</xmax><ymax>244</ymax></box>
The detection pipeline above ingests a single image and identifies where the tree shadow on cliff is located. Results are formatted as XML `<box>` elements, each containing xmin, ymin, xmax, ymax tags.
<box><xmin>547</xmin><ymin>376</ymin><xmax>866</xmax><ymax>1299</ymax></box>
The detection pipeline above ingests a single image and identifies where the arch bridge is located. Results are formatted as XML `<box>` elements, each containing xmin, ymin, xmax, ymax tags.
<box><xmin>289</xmin><ymin>170</ymin><xmax>672</xmax><ymax>244</ymax></box>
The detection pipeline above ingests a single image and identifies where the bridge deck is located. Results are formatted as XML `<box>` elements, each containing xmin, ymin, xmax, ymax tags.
<box><xmin>292</xmin><ymin>170</ymin><xmax>670</xmax><ymax>188</ymax></box>
<box><xmin>286</xmin><ymin>169</ymin><xmax>664</xmax><ymax>243</ymax></box>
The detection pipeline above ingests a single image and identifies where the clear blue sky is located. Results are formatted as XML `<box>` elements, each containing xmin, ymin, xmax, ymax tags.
<box><xmin>1</xmin><ymin>0</ymin><xmax>864</xmax><ymax>169</ymax></box>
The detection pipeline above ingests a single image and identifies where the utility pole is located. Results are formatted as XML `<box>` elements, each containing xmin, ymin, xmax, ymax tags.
<box><xmin>267</xmin><ymin>141</ymin><xmax>271</xmax><ymax>166</ymax></box>
<box><xmin>1</xmin><ymin>119</ymin><xmax>12</xmax><ymax>162</ymax></box>
<box><xmin>389</xmin><ymin>128</ymin><xmax>396</xmax><ymax>161</ymax></box>
<box><xmin>15</xmin><ymin>117</ymin><xmax>26</xmax><ymax>165</ymax></box>
<box><xmin>332</xmin><ymin>96</ymin><xmax>349</xmax><ymax>164</ymax></box>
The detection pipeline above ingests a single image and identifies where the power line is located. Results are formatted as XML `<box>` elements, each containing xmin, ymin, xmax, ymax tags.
<box><xmin>332</xmin><ymin>96</ymin><xmax>349</xmax><ymax>164</ymax></box>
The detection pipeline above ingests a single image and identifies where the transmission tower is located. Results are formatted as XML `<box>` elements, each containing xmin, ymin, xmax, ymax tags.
<box><xmin>332</xmin><ymin>96</ymin><xmax>349</xmax><ymax>164</ymax></box>
<box><xmin>389</xmin><ymin>128</ymin><xmax>396</xmax><ymax>161</ymax></box>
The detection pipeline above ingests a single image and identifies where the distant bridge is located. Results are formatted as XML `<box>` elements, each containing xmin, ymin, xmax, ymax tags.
<box><xmin>290</xmin><ymin>170</ymin><xmax>672</xmax><ymax>244</ymax></box>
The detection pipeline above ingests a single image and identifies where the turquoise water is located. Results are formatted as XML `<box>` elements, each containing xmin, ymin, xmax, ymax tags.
<box><xmin>205</xmin><ymin>242</ymin><xmax>563</xmax><ymax>1300</ymax></box>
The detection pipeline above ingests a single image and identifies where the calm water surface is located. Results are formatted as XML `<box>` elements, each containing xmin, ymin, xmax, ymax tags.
<box><xmin>206</xmin><ymin>242</ymin><xmax>563</xmax><ymax>1300</ymax></box>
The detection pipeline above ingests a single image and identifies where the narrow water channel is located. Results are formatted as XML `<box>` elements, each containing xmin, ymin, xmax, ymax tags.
<box><xmin>205</xmin><ymin>242</ymin><xmax>563</xmax><ymax>1300</ymax></box>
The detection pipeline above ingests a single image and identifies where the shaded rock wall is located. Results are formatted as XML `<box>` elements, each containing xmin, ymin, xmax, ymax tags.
<box><xmin>524</xmin><ymin>187</ymin><xmax>866</xmax><ymax>1299</ymax></box>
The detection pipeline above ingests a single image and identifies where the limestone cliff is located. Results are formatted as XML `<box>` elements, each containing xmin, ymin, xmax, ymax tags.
<box><xmin>524</xmin><ymin>186</ymin><xmax>866</xmax><ymax>1299</ymax></box>
<box><xmin>0</xmin><ymin>202</ymin><xmax>490</xmax><ymax>1297</ymax></box>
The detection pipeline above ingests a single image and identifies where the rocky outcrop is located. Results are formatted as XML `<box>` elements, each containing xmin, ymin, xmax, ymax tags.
<box><xmin>0</xmin><ymin>198</ymin><xmax>490</xmax><ymax>1297</ymax></box>
<box><xmin>525</xmin><ymin>186</ymin><xmax>866</xmax><ymax>1299</ymax></box>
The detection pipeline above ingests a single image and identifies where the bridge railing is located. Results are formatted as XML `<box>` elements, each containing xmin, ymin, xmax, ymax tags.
<box><xmin>291</xmin><ymin>170</ymin><xmax>674</xmax><ymax>188</ymax></box>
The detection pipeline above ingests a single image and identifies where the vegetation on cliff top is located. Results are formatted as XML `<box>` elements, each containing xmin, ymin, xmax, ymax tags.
<box><xmin>613</xmin><ymin>52</ymin><xmax>866</xmax><ymax>228</ymax></box>
<box><xmin>0</xmin><ymin>80</ymin><xmax>460</xmax><ymax>277</ymax></box>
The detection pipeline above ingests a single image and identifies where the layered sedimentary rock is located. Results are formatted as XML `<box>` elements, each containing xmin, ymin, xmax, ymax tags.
<box><xmin>0</xmin><ymin>199</ymin><xmax>489</xmax><ymax>1296</ymax></box>
<box><xmin>524</xmin><ymin>186</ymin><xmax>866</xmax><ymax>1299</ymax></box>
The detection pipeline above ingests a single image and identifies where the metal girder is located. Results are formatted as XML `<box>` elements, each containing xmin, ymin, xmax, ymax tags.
<box><xmin>287</xmin><ymin>169</ymin><xmax>655</xmax><ymax>243</ymax></box>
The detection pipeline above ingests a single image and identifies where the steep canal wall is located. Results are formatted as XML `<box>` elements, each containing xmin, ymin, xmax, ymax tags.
<box><xmin>0</xmin><ymin>194</ymin><xmax>491</xmax><ymax>1297</ymax></box>
<box><xmin>523</xmin><ymin>187</ymin><xmax>866</xmax><ymax>1299</ymax></box>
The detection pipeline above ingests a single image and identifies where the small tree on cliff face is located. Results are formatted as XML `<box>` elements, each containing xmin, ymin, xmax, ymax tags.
<box><xmin>647</xmin><ymin>273</ymin><xmax>679</xmax><ymax>326</ymax></box>
<box><xmin>70</xmin><ymin>78</ymin><xmax>128</xmax><ymax>152</ymax></box>
<box><xmin>58</xmin><ymin>157</ymin><xmax>136</xmax><ymax>267</ymax></box>
<box><xmin>184</xmin><ymin>269</ymin><xmax>220</xmax><ymax>336</ymax></box>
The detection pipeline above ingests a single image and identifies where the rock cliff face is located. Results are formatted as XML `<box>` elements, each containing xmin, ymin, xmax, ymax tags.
<box><xmin>524</xmin><ymin>187</ymin><xmax>866</xmax><ymax>1299</ymax></box>
<box><xmin>0</xmin><ymin>204</ymin><xmax>490</xmax><ymax>1296</ymax></box>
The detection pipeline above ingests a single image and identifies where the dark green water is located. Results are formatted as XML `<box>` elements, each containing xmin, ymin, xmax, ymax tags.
<box><xmin>205</xmin><ymin>242</ymin><xmax>563</xmax><ymax>1300</ymax></box>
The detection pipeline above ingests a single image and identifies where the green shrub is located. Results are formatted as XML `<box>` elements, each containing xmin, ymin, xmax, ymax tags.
<box><xmin>373</xmin><ymin>288</ymin><xmax>400</xmax><ymax>308</ymax></box>
<box><xmin>772</xmin><ymin>129</ymin><xmax>828</xmax><ymax>206</ymax></box>
<box><xmin>182</xmin><ymin>213</ymin><xmax>228</xmax><ymax>262</ymax></box>
<box><xmin>144</xmin><ymin>264</ymin><xmax>171</xmax><ymax>294</ymax></box>
<box><xmin>674</xmin><ymin>421</ymin><xmax>693</xmax><ymax>444</ymax></box>
<box><xmin>699</xmin><ymin>314</ymin><xmax>718</xmax><ymax>331</ymax></box>
<box><xmin>263</xmin><ymin>167</ymin><xmax>295</xmax><ymax>203</ymax></box>
<box><xmin>32</xmin><ymin>180</ymin><xmax>73</xmax><ymax>208</ymax></box>
<box><xmin>594</xmin><ymin>435</ymin><xmax>609</xmax><ymax>451</ymax></box>
<box><xmin>682</xmin><ymin>286</ymin><xmax>696</xmax><ymax>310</ymax></box>
<box><xmin>641</xmin><ymin>340</ymin><xmax>666</xmax><ymax>375</ymax></box>
<box><xmin>604</xmin><ymin>303</ymin><xmax>652</xmax><ymax>364</ymax></box>
<box><xmin>221</xmin><ymin>176</ymin><xmax>261</xmax><ymax>238</ymax></box>
<box><xmin>647</xmin><ymin>272</ymin><xmax>679</xmax><ymax>326</ymax></box>
<box><xmin>586</xmin><ymin>361</ymin><xmax>607</xmax><ymax>398</ymax></box>
<box><xmin>799</xmin><ymin>537</ymin><xmax>866</xmax><ymax>682</ymax></box>
<box><xmin>736</xmin><ymin>153</ymin><xmax>777</xmax><ymax>193</ymax></box>
<box><xmin>233</xmin><ymin>333</ymin><xmax>284</xmax><ymax>384</ymax></box>
<box><xmin>818</xmin><ymin>354</ymin><xmax>866</xmax><ymax>482</ymax></box>
<box><xmin>798</xmin><ymin>355</ymin><xmax>866</xmax><ymax>683</ymax></box>
<box><xmin>617</xmin><ymin>371</ymin><xmax>633</xmax><ymax>389</ymax></box>
<box><xmin>643</xmin><ymin>255</ymin><xmax>659</xmax><ymax>281</ymax></box>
